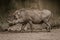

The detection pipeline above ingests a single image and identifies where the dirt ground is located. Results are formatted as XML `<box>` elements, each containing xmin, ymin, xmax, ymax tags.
<box><xmin>0</xmin><ymin>29</ymin><xmax>60</xmax><ymax>40</ymax></box>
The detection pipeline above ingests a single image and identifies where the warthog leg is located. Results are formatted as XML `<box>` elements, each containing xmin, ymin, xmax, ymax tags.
<box><xmin>20</xmin><ymin>23</ymin><xmax>26</xmax><ymax>32</ymax></box>
<box><xmin>44</xmin><ymin>21</ymin><xmax>51</xmax><ymax>32</ymax></box>
<box><xmin>29</xmin><ymin>21</ymin><xmax>33</xmax><ymax>32</ymax></box>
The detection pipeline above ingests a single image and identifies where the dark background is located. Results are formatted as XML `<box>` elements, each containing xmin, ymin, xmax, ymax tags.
<box><xmin>0</xmin><ymin>0</ymin><xmax>60</xmax><ymax>29</ymax></box>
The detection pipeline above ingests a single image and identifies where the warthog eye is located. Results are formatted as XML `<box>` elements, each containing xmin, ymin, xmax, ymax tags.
<box><xmin>14</xmin><ymin>16</ymin><xmax>17</xmax><ymax>20</ymax></box>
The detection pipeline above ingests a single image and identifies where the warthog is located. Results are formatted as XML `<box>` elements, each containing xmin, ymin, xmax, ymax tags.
<box><xmin>8</xmin><ymin>9</ymin><xmax>52</xmax><ymax>32</ymax></box>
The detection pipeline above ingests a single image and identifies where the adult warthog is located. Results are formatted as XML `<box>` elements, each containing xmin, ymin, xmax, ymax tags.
<box><xmin>8</xmin><ymin>9</ymin><xmax>52</xmax><ymax>32</ymax></box>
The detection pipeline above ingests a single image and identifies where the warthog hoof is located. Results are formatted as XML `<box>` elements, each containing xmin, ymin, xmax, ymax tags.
<box><xmin>20</xmin><ymin>30</ymin><xmax>25</xmax><ymax>33</ymax></box>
